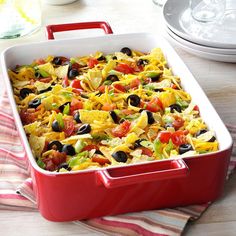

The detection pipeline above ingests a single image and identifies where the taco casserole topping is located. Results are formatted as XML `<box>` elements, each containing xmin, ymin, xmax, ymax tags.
<box><xmin>8</xmin><ymin>47</ymin><xmax>218</xmax><ymax>172</ymax></box>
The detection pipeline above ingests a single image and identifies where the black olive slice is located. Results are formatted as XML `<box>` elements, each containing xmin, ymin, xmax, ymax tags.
<box><xmin>62</xmin><ymin>61</ymin><xmax>72</xmax><ymax>70</ymax></box>
<box><xmin>120</xmin><ymin>47</ymin><xmax>132</xmax><ymax>56</ymax></box>
<box><xmin>195</xmin><ymin>129</ymin><xmax>216</xmax><ymax>142</ymax></box>
<box><xmin>48</xmin><ymin>141</ymin><xmax>63</xmax><ymax>152</ymax></box>
<box><xmin>97</xmin><ymin>55</ymin><xmax>106</xmax><ymax>61</ymax></box>
<box><xmin>119</xmin><ymin>118</ymin><xmax>126</xmax><ymax>124</ymax></box>
<box><xmin>169</xmin><ymin>104</ymin><xmax>182</xmax><ymax>113</ymax></box>
<box><xmin>106</xmin><ymin>74</ymin><xmax>119</xmax><ymax>82</ymax></box>
<box><xmin>127</xmin><ymin>94</ymin><xmax>140</xmax><ymax>107</ymax></box>
<box><xmin>195</xmin><ymin>129</ymin><xmax>207</xmax><ymax>137</ymax></box>
<box><xmin>20</xmin><ymin>88</ymin><xmax>33</xmax><ymax>99</ymax></box>
<box><xmin>146</xmin><ymin>110</ymin><xmax>155</xmax><ymax>124</ymax></box>
<box><xmin>68</xmin><ymin>69</ymin><xmax>79</xmax><ymax>79</ymax></box>
<box><xmin>52</xmin><ymin>120</ymin><xmax>61</xmax><ymax>132</ymax></box>
<box><xmin>77</xmin><ymin>124</ymin><xmax>91</xmax><ymax>135</ymax></box>
<box><xmin>52</xmin><ymin>57</ymin><xmax>62</xmax><ymax>65</ymax></box>
<box><xmin>151</xmin><ymin>74</ymin><xmax>161</xmax><ymax>82</ymax></box>
<box><xmin>28</xmin><ymin>98</ymin><xmax>41</xmax><ymax>108</ymax></box>
<box><xmin>95</xmin><ymin>92</ymin><xmax>103</xmax><ymax>96</ymax></box>
<box><xmin>80</xmin><ymin>94</ymin><xmax>89</xmax><ymax>99</ymax></box>
<box><xmin>112</xmin><ymin>151</ymin><xmax>128</xmax><ymax>162</ymax></box>
<box><xmin>39</xmin><ymin>86</ymin><xmax>52</xmax><ymax>94</ymax></box>
<box><xmin>57</xmin><ymin>162</ymin><xmax>71</xmax><ymax>171</ymax></box>
<box><xmin>154</xmin><ymin>88</ymin><xmax>164</xmax><ymax>92</ymax></box>
<box><xmin>35</xmin><ymin>71</ymin><xmax>41</xmax><ymax>79</ymax></box>
<box><xmin>52</xmin><ymin>56</ymin><xmax>69</xmax><ymax>66</ymax></box>
<box><xmin>62</xmin><ymin>144</ymin><xmax>76</xmax><ymax>156</ymax></box>
<box><xmin>109</xmin><ymin>111</ymin><xmax>119</xmax><ymax>123</ymax></box>
<box><xmin>137</xmin><ymin>59</ymin><xmax>149</xmax><ymax>66</ymax></box>
<box><xmin>179</xmin><ymin>144</ymin><xmax>193</xmax><ymax>154</ymax></box>
<box><xmin>134</xmin><ymin>139</ymin><xmax>146</xmax><ymax>149</ymax></box>
<box><xmin>208</xmin><ymin>136</ymin><xmax>216</xmax><ymax>142</ymax></box>
<box><xmin>59</xmin><ymin>102</ymin><xmax>70</xmax><ymax>113</ymax></box>
<box><xmin>95</xmin><ymin>149</ymin><xmax>103</xmax><ymax>155</ymax></box>
<box><xmin>73</xmin><ymin>112</ymin><xmax>82</xmax><ymax>123</ymax></box>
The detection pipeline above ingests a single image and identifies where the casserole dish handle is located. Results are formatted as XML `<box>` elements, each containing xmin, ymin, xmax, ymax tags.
<box><xmin>46</xmin><ymin>21</ymin><xmax>113</xmax><ymax>39</ymax></box>
<box><xmin>96</xmin><ymin>159</ymin><xmax>189</xmax><ymax>188</ymax></box>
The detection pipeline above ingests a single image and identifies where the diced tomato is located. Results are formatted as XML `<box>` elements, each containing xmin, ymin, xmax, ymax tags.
<box><xmin>35</xmin><ymin>104</ymin><xmax>44</xmax><ymax>111</ymax></box>
<box><xmin>193</xmin><ymin>105</ymin><xmax>199</xmax><ymax>112</ymax></box>
<box><xmin>71</xmin><ymin>62</ymin><xmax>80</xmax><ymax>70</ymax></box>
<box><xmin>83</xmin><ymin>144</ymin><xmax>99</xmax><ymax>151</ymax></box>
<box><xmin>143</xmin><ymin>77</ymin><xmax>152</xmax><ymax>84</ymax></box>
<box><xmin>113</xmin><ymin>84</ymin><xmax>126</xmax><ymax>93</ymax></box>
<box><xmin>88</xmin><ymin>58</ymin><xmax>99</xmax><ymax>68</ymax></box>
<box><xmin>122</xmin><ymin>109</ymin><xmax>134</xmax><ymax>115</ymax></box>
<box><xmin>39</xmin><ymin>77</ymin><xmax>52</xmax><ymax>83</ymax></box>
<box><xmin>158</xmin><ymin>131</ymin><xmax>172</xmax><ymax>143</ymax></box>
<box><xmin>62</xmin><ymin>76</ymin><xmax>69</xmax><ymax>87</ymax></box>
<box><xmin>43</xmin><ymin>158</ymin><xmax>56</xmax><ymax>171</ymax></box>
<box><xmin>172</xmin><ymin>115</ymin><xmax>184</xmax><ymax>130</ymax></box>
<box><xmin>53</xmin><ymin>109</ymin><xmax>60</xmax><ymax>113</ymax></box>
<box><xmin>72</xmin><ymin>88</ymin><xmax>83</xmax><ymax>95</ymax></box>
<box><xmin>130</xmin><ymin>78</ymin><xmax>141</xmax><ymax>89</ymax></box>
<box><xmin>63</xmin><ymin>118</ymin><xmax>75</xmax><ymax>137</ymax></box>
<box><xmin>138</xmin><ymin>147</ymin><xmax>153</xmax><ymax>157</ymax></box>
<box><xmin>158</xmin><ymin>130</ymin><xmax>189</xmax><ymax>146</ymax></box>
<box><xmin>91</xmin><ymin>155</ymin><xmax>111</xmax><ymax>165</ymax></box>
<box><xmin>132</xmin><ymin>63</ymin><xmax>144</xmax><ymax>72</ymax></box>
<box><xmin>51</xmin><ymin>151</ymin><xmax>67</xmax><ymax>165</ymax></box>
<box><xmin>145</xmin><ymin>97</ymin><xmax>163</xmax><ymax>112</ymax></box>
<box><xmin>35</xmin><ymin>59</ymin><xmax>45</xmax><ymax>65</ymax></box>
<box><xmin>111</xmin><ymin>120</ymin><xmax>131</xmax><ymax>138</ymax></box>
<box><xmin>101</xmin><ymin>103</ymin><xmax>116</xmax><ymax>111</ymax></box>
<box><xmin>70</xmin><ymin>98</ymin><xmax>83</xmax><ymax>114</ymax></box>
<box><xmin>171</xmin><ymin>130</ymin><xmax>188</xmax><ymax>146</ymax></box>
<box><xmin>98</xmin><ymin>85</ymin><xmax>105</xmax><ymax>93</ymax></box>
<box><xmin>56</xmin><ymin>56</ymin><xmax>69</xmax><ymax>65</ymax></box>
<box><xmin>30</xmin><ymin>79</ymin><xmax>35</xmax><ymax>85</ymax></box>
<box><xmin>137</xmin><ymin>65</ymin><xmax>144</xmax><ymax>72</ymax></box>
<box><xmin>114</xmin><ymin>63</ymin><xmax>134</xmax><ymax>74</ymax></box>
<box><xmin>171</xmin><ymin>84</ymin><xmax>178</xmax><ymax>89</ymax></box>
<box><xmin>70</xmin><ymin>79</ymin><xmax>83</xmax><ymax>89</ymax></box>
<box><xmin>43</xmin><ymin>151</ymin><xmax>67</xmax><ymax>171</ymax></box>
<box><xmin>42</xmin><ymin>141</ymin><xmax>49</xmax><ymax>153</ymax></box>
<box><xmin>98</xmin><ymin>85</ymin><xmax>112</xmax><ymax>93</ymax></box>
<box><xmin>20</xmin><ymin>110</ymin><xmax>36</xmax><ymax>125</ymax></box>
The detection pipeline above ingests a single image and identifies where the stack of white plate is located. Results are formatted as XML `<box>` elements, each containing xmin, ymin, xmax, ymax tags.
<box><xmin>162</xmin><ymin>0</ymin><xmax>236</xmax><ymax>63</ymax></box>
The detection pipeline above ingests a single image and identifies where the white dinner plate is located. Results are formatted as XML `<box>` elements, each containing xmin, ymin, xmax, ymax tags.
<box><xmin>165</xmin><ymin>26</ymin><xmax>236</xmax><ymax>55</ymax></box>
<box><xmin>164</xmin><ymin>30</ymin><xmax>236</xmax><ymax>63</ymax></box>
<box><xmin>163</xmin><ymin>0</ymin><xmax>236</xmax><ymax>49</ymax></box>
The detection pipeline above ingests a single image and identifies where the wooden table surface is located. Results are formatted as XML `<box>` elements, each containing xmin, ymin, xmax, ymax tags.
<box><xmin>0</xmin><ymin>0</ymin><xmax>235</xmax><ymax>235</ymax></box>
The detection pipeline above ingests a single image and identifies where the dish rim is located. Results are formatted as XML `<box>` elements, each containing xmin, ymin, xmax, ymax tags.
<box><xmin>1</xmin><ymin>32</ymin><xmax>233</xmax><ymax>176</ymax></box>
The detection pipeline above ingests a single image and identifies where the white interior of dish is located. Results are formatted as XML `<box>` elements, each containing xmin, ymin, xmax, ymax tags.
<box><xmin>1</xmin><ymin>33</ymin><xmax>232</xmax><ymax>174</ymax></box>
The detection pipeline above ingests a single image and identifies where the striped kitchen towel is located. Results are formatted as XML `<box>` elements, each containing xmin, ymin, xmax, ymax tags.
<box><xmin>0</xmin><ymin>93</ymin><xmax>235</xmax><ymax>236</ymax></box>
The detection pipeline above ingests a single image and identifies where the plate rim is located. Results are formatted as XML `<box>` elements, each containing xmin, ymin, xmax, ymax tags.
<box><xmin>165</xmin><ymin>26</ymin><xmax>236</xmax><ymax>55</ymax></box>
<box><xmin>163</xmin><ymin>0</ymin><xmax>236</xmax><ymax>49</ymax></box>
<box><xmin>165</xmin><ymin>30</ymin><xmax>236</xmax><ymax>63</ymax></box>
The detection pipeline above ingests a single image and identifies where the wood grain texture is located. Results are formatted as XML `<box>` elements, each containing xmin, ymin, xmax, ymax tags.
<box><xmin>183</xmin><ymin>173</ymin><xmax>236</xmax><ymax>235</ymax></box>
<box><xmin>0</xmin><ymin>0</ymin><xmax>235</xmax><ymax>235</ymax></box>
<box><xmin>0</xmin><ymin>210</ymin><xmax>102</xmax><ymax>236</ymax></box>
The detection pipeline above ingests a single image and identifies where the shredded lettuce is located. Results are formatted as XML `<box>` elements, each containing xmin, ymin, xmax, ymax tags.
<box><xmin>68</xmin><ymin>151</ymin><xmax>89</xmax><ymax>167</ymax></box>
<box><xmin>153</xmin><ymin>139</ymin><xmax>164</xmax><ymax>159</ymax></box>
<box><xmin>37</xmin><ymin>159</ymin><xmax>45</xmax><ymax>169</ymax></box>
<box><xmin>63</xmin><ymin>103</ymin><xmax>70</xmax><ymax>115</ymax></box>
<box><xmin>56</xmin><ymin>113</ymin><xmax>64</xmax><ymax>129</ymax></box>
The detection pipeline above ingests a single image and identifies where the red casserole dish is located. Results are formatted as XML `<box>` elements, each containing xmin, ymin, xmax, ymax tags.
<box><xmin>1</xmin><ymin>22</ymin><xmax>233</xmax><ymax>222</ymax></box>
